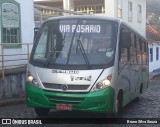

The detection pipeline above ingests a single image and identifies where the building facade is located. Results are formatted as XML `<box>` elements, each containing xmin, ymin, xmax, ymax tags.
<box><xmin>0</xmin><ymin>0</ymin><xmax>34</xmax><ymax>69</ymax></box>
<box><xmin>148</xmin><ymin>42</ymin><xmax>160</xmax><ymax>72</ymax></box>
<box><xmin>147</xmin><ymin>25</ymin><xmax>160</xmax><ymax>72</ymax></box>
<box><xmin>35</xmin><ymin>0</ymin><xmax>146</xmax><ymax>37</ymax></box>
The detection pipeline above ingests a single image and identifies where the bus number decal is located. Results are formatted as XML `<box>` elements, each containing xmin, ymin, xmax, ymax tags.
<box><xmin>70</xmin><ymin>75</ymin><xmax>92</xmax><ymax>82</ymax></box>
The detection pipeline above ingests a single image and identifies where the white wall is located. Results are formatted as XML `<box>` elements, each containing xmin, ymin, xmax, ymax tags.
<box><xmin>16</xmin><ymin>0</ymin><xmax>35</xmax><ymax>44</ymax></box>
<box><xmin>104</xmin><ymin>0</ymin><xmax>116</xmax><ymax>17</ymax></box>
<box><xmin>121</xmin><ymin>0</ymin><xmax>146</xmax><ymax>37</ymax></box>
<box><xmin>67</xmin><ymin>0</ymin><xmax>146</xmax><ymax>37</ymax></box>
<box><xmin>63</xmin><ymin>0</ymin><xmax>74</xmax><ymax>11</ymax></box>
<box><xmin>149</xmin><ymin>43</ymin><xmax>160</xmax><ymax>72</ymax></box>
<box><xmin>0</xmin><ymin>0</ymin><xmax>34</xmax><ymax>69</ymax></box>
<box><xmin>16</xmin><ymin>0</ymin><xmax>34</xmax><ymax>65</ymax></box>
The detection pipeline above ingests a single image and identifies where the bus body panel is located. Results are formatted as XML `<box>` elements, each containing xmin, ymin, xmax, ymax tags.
<box><xmin>116</xmin><ymin>22</ymin><xmax>149</xmax><ymax>107</ymax></box>
<box><xmin>27</xmin><ymin>63</ymin><xmax>114</xmax><ymax>93</ymax></box>
<box><xmin>25</xmin><ymin>15</ymin><xmax>149</xmax><ymax>115</ymax></box>
<box><xmin>26</xmin><ymin>82</ymin><xmax>115</xmax><ymax>113</ymax></box>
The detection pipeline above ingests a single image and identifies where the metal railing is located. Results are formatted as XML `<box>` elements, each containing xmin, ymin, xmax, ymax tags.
<box><xmin>34</xmin><ymin>4</ymin><xmax>86</xmax><ymax>27</ymax></box>
<box><xmin>0</xmin><ymin>43</ymin><xmax>33</xmax><ymax>80</ymax></box>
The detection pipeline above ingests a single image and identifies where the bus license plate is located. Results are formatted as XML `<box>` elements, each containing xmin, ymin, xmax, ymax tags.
<box><xmin>56</xmin><ymin>104</ymin><xmax>72</xmax><ymax>111</ymax></box>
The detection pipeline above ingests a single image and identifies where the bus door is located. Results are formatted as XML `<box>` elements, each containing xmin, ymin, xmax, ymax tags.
<box><xmin>119</xmin><ymin>47</ymin><xmax>130</xmax><ymax>94</ymax></box>
<box><xmin>118</xmin><ymin>27</ymin><xmax>131</xmax><ymax>105</ymax></box>
<box><xmin>130</xmin><ymin>49</ymin><xmax>139</xmax><ymax>93</ymax></box>
<box><xmin>130</xmin><ymin>36</ymin><xmax>142</xmax><ymax>95</ymax></box>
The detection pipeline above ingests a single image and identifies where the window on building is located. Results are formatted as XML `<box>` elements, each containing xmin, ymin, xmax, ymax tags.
<box><xmin>137</xmin><ymin>4</ymin><xmax>142</xmax><ymax>23</ymax></box>
<box><xmin>150</xmin><ymin>48</ymin><xmax>153</xmax><ymax>62</ymax></box>
<box><xmin>156</xmin><ymin>47</ymin><xmax>159</xmax><ymax>60</ymax></box>
<box><xmin>117</xmin><ymin>0</ymin><xmax>122</xmax><ymax>18</ymax></box>
<box><xmin>1</xmin><ymin>2</ymin><xmax>21</xmax><ymax>47</ymax></box>
<box><xmin>75</xmin><ymin>4</ymin><xmax>104</xmax><ymax>14</ymax></box>
<box><xmin>128</xmin><ymin>2</ymin><xmax>133</xmax><ymax>21</ymax></box>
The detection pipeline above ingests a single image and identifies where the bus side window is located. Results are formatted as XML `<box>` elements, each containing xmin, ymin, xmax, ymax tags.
<box><xmin>120</xmin><ymin>48</ymin><xmax>129</xmax><ymax>63</ymax></box>
<box><xmin>142</xmin><ymin>41</ymin><xmax>147</xmax><ymax>64</ymax></box>
<box><xmin>146</xmin><ymin>42</ymin><xmax>149</xmax><ymax>64</ymax></box>
<box><xmin>131</xmin><ymin>33</ymin><xmax>136</xmax><ymax>47</ymax></box>
<box><xmin>136</xmin><ymin>36</ymin><xmax>140</xmax><ymax>50</ymax></box>
<box><xmin>136</xmin><ymin>36</ymin><xmax>142</xmax><ymax>64</ymax></box>
<box><xmin>130</xmin><ymin>33</ymin><xmax>137</xmax><ymax>64</ymax></box>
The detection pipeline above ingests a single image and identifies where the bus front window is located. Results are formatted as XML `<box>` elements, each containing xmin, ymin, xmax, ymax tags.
<box><xmin>31</xmin><ymin>19</ymin><xmax>118</xmax><ymax>69</ymax></box>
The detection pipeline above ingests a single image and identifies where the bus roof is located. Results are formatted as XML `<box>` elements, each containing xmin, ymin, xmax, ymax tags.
<box><xmin>47</xmin><ymin>15</ymin><xmax>121</xmax><ymax>23</ymax></box>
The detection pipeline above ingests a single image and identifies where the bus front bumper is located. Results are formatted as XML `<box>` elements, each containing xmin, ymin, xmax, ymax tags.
<box><xmin>25</xmin><ymin>82</ymin><xmax>115</xmax><ymax>113</ymax></box>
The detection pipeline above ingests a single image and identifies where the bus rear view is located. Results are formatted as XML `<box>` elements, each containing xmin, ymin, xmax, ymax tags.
<box><xmin>26</xmin><ymin>15</ymin><xmax>148</xmax><ymax>116</ymax></box>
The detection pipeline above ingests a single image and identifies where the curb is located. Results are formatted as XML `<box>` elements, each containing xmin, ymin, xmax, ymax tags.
<box><xmin>0</xmin><ymin>98</ymin><xmax>25</xmax><ymax>107</ymax></box>
<box><xmin>150</xmin><ymin>73</ymin><xmax>160</xmax><ymax>80</ymax></box>
<box><xmin>149</xmin><ymin>72</ymin><xmax>160</xmax><ymax>80</ymax></box>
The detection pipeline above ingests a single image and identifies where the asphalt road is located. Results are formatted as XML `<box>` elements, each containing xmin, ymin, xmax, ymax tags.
<box><xmin>0</xmin><ymin>80</ymin><xmax>160</xmax><ymax>127</ymax></box>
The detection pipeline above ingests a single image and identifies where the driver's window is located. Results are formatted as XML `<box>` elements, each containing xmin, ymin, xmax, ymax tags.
<box><xmin>34</xmin><ymin>26</ymin><xmax>48</xmax><ymax>60</ymax></box>
<box><xmin>119</xmin><ymin>27</ymin><xmax>129</xmax><ymax>63</ymax></box>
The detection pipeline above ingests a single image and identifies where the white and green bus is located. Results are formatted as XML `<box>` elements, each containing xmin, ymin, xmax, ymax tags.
<box><xmin>26</xmin><ymin>15</ymin><xmax>149</xmax><ymax>116</ymax></box>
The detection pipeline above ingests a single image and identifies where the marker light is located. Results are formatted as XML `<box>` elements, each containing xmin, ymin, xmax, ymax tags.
<box><xmin>32</xmin><ymin>79</ymin><xmax>39</xmax><ymax>87</ymax></box>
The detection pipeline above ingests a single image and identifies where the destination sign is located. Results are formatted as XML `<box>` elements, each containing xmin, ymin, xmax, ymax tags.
<box><xmin>59</xmin><ymin>25</ymin><xmax>101</xmax><ymax>33</ymax></box>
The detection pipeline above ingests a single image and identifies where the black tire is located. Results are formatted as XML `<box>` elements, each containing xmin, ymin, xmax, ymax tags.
<box><xmin>140</xmin><ymin>84</ymin><xmax>143</xmax><ymax>94</ymax></box>
<box><xmin>134</xmin><ymin>96</ymin><xmax>140</xmax><ymax>101</ymax></box>
<box><xmin>115</xmin><ymin>92</ymin><xmax>123</xmax><ymax>114</ymax></box>
<box><xmin>35</xmin><ymin>108</ymin><xmax>50</xmax><ymax>117</ymax></box>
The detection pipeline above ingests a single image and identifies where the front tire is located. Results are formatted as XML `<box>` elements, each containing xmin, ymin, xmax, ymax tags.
<box><xmin>115</xmin><ymin>93</ymin><xmax>123</xmax><ymax>115</ymax></box>
<box><xmin>35</xmin><ymin>108</ymin><xmax>50</xmax><ymax>117</ymax></box>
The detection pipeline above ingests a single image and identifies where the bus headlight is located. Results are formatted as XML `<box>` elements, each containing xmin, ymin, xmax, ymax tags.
<box><xmin>28</xmin><ymin>76</ymin><xmax>34</xmax><ymax>82</ymax></box>
<box><xmin>96</xmin><ymin>80</ymin><xmax>111</xmax><ymax>89</ymax></box>
<box><xmin>27</xmin><ymin>72</ymin><xmax>39</xmax><ymax>87</ymax></box>
<box><xmin>91</xmin><ymin>75</ymin><xmax>112</xmax><ymax>91</ymax></box>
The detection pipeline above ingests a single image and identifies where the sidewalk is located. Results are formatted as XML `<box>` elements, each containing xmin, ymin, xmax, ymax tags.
<box><xmin>149</xmin><ymin>70</ymin><xmax>160</xmax><ymax>80</ymax></box>
<box><xmin>0</xmin><ymin>97</ymin><xmax>25</xmax><ymax>107</ymax></box>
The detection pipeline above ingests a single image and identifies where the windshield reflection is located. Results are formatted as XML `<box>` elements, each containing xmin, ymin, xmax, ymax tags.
<box><xmin>32</xmin><ymin>19</ymin><xmax>118</xmax><ymax>68</ymax></box>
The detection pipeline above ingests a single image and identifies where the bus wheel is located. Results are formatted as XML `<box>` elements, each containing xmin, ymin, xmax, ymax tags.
<box><xmin>115</xmin><ymin>92</ymin><xmax>122</xmax><ymax>114</ymax></box>
<box><xmin>140</xmin><ymin>84</ymin><xmax>143</xmax><ymax>94</ymax></box>
<box><xmin>35</xmin><ymin>108</ymin><xmax>50</xmax><ymax>117</ymax></box>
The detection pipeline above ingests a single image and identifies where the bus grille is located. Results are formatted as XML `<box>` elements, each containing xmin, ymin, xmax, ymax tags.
<box><xmin>45</xmin><ymin>95</ymin><xmax>84</xmax><ymax>104</ymax></box>
<box><xmin>43</xmin><ymin>83</ymin><xmax>90</xmax><ymax>91</ymax></box>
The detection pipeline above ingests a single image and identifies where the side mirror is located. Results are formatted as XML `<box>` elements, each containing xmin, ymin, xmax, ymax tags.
<box><xmin>34</xmin><ymin>27</ymin><xmax>40</xmax><ymax>40</ymax></box>
<box><xmin>120</xmin><ymin>31</ymin><xmax>131</xmax><ymax>48</ymax></box>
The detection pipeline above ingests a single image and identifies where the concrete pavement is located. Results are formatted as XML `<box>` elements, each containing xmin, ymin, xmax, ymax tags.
<box><xmin>0</xmin><ymin>97</ymin><xmax>25</xmax><ymax>107</ymax></box>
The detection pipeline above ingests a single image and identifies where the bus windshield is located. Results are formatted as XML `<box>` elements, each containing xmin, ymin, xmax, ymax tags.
<box><xmin>31</xmin><ymin>18</ymin><xmax>118</xmax><ymax>69</ymax></box>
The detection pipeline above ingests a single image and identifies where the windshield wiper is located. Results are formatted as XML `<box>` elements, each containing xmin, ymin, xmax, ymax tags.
<box><xmin>76</xmin><ymin>38</ymin><xmax>91</xmax><ymax>69</ymax></box>
<box><xmin>62</xmin><ymin>32</ymin><xmax>66</xmax><ymax>46</ymax></box>
<box><xmin>66</xmin><ymin>20</ymin><xmax>90</xmax><ymax>69</ymax></box>
<box><xmin>66</xmin><ymin>20</ymin><xmax>79</xmax><ymax>64</ymax></box>
<box><xmin>44</xmin><ymin>49</ymin><xmax>56</xmax><ymax>67</ymax></box>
